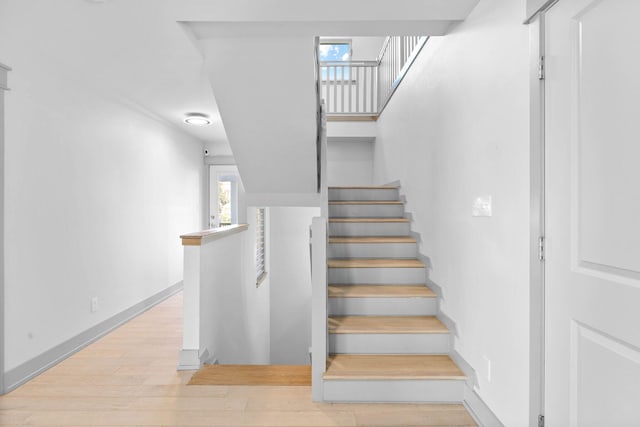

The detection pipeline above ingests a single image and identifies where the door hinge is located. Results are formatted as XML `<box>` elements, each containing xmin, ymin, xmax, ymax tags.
<box><xmin>538</xmin><ymin>236</ymin><xmax>545</xmax><ymax>261</ymax></box>
<box><xmin>538</xmin><ymin>414</ymin><xmax>545</xmax><ymax>427</ymax></box>
<box><xmin>538</xmin><ymin>55</ymin><xmax>545</xmax><ymax>80</ymax></box>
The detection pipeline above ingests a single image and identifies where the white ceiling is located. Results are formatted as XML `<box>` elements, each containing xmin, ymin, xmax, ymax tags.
<box><xmin>0</xmin><ymin>0</ymin><xmax>230</xmax><ymax>153</ymax></box>
<box><xmin>0</xmin><ymin>0</ymin><xmax>480</xmax><ymax>162</ymax></box>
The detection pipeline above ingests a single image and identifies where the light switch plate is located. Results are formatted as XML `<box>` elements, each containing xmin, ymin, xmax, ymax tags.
<box><xmin>472</xmin><ymin>195</ymin><xmax>492</xmax><ymax>217</ymax></box>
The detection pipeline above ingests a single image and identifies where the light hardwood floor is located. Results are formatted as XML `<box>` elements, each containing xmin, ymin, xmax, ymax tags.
<box><xmin>0</xmin><ymin>292</ymin><xmax>477</xmax><ymax>426</ymax></box>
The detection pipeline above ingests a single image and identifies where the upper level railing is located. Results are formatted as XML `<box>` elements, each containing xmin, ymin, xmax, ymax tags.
<box><xmin>320</xmin><ymin>60</ymin><xmax>379</xmax><ymax>116</ymax></box>
<box><xmin>319</xmin><ymin>36</ymin><xmax>427</xmax><ymax>118</ymax></box>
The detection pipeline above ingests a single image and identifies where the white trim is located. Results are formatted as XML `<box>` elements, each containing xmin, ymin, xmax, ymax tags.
<box><xmin>0</xmin><ymin>62</ymin><xmax>7</xmax><ymax>395</ymax></box>
<box><xmin>4</xmin><ymin>282</ymin><xmax>183</xmax><ymax>393</ymax></box>
<box><xmin>527</xmin><ymin>12</ymin><xmax>546</xmax><ymax>427</ymax></box>
<box><xmin>449</xmin><ymin>350</ymin><xmax>505</xmax><ymax>427</ymax></box>
<box><xmin>318</xmin><ymin>38</ymin><xmax>352</xmax><ymax>59</ymax></box>
<box><xmin>177</xmin><ymin>348</ymin><xmax>211</xmax><ymax>371</ymax></box>
<box><xmin>463</xmin><ymin>383</ymin><xmax>505</xmax><ymax>427</ymax></box>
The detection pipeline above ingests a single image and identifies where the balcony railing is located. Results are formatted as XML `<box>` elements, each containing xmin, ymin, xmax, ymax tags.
<box><xmin>320</xmin><ymin>61</ymin><xmax>379</xmax><ymax>115</ymax></box>
<box><xmin>319</xmin><ymin>36</ymin><xmax>427</xmax><ymax>118</ymax></box>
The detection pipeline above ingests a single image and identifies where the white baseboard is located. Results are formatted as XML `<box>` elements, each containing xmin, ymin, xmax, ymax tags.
<box><xmin>4</xmin><ymin>281</ymin><xmax>183</xmax><ymax>393</ymax></box>
<box><xmin>177</xmin><ymin>348</ymin><xmax>216</xmax><ymax>370</ymax></box>
<box><xmin>463</xmin><ymin>383</ymin><xmax>505</xmax><ymax>427</ymax></box>
<box><xmin>450</xmin><ymin>349</ymin><xmax>504</xmax><ymax>427</ymax></box>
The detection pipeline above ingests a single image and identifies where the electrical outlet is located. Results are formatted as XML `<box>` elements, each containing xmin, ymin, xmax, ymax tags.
<box><xmin>90</xmin><ymin>297</ymin><xmax>99</xmax><ymax>313</ymax></box>
<box><xmin>483</xmin><ymin>355</ymin><xmax>492</xmax><ymax>382</ymax></box>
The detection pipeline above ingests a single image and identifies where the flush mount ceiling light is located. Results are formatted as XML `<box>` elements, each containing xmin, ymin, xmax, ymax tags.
<box><xmin>184</xmin><ymin>114</ymin><xmax>211</xmax><ymax>126</ymax></box>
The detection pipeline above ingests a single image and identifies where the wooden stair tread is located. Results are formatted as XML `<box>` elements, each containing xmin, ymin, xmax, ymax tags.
<box><xmin>329</xmin><ymin>236</ymin><xmax>416</xmax><ymax>244</ymax></box>
<box><xmin>328</xmin><ymin>284</ymin><xmax>436</xmax><ymax>298</ymax></box>
<box><xmin>329</xmin><ymin>316</ymin><xmax>448</xmax><ymax>334</ymax></box>
<box><xmin>329</xmin><ymin>200</ymin><xmax>403</xmax><ymax>205</ymax></box>
<box><xmin>328</xmin><ymin>258</ymin><xmax>425</xmax><ymax>268</ymax></box>
<box><xmin>324</xmin><ymin>355</ymin><xmax>465</xmax><ymax>380</ymax></box>
<box><xmin>329</xmin><ymin>186</ymin><xmax>398</xmax><ymax>190</ymax></box>
<box><xmin>329</xmin><ymin>217</ymin><xmax>409</xmax><ymax>223</ymax></box>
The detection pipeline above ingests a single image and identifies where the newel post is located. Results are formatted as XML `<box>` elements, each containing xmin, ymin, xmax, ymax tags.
<box><xmin>311</xmin><ymin>216</ymin><xmax>328</xmax><ymax>401</ymax></box>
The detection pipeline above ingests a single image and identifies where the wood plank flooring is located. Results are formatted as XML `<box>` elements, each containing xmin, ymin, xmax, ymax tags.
<box><xmin>0</xmin><ymin>292</ymin><xmax>476</xmax><ymax>426</ymax></box>
<box><xmin>329</xmin><ymin>201</ymin><xmax>404</xmax><ymax>205</ymax></box>
<box><xmin>328</xmin><ymin>186</ymin><xmax>398</xmax><ymax>190</ymax></box>
<box><xmin>328</xmin><ymin>284</ymin><xmax>436</xmax><ymax>298</ymax></box>
<box><xmin>328</xmin><ymin>258</ymin><xmax>425</xmax><ymax>268</ymax></box>
<box><xmin>188</xmin><ymin>365</ymin><xmax>311</xmax><ymax>386</ymax></box>
<box><xmin>324</xmin><ymin>355</ymin><xmax>466</xmax><ymax>380</ymax></box>
<box><xmin>328</xmin><ymin>316</ymin><xmax>448</xmax><ymax>334</ymax></box>
<box><xmin>329</xmin><ymin>218</ymin><xmax>409</xmax><ymax>223</ymax></box>
<box><xmin>329</xmin><ymin>236</ymin><xmax>416</xmax><ymax>244</ymax></box>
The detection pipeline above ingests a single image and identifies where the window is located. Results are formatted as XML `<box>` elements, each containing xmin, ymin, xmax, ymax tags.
<box><xmin>256</xmin><ymin>208</ymin><xmax>267</xmax><ymax>286</ymax></box>
<box><xmin>218</xmin><ymin>181</ymin><xmax>232</xmax><ymax>226</ymax></box>
<box><xmin>318</xmin><ymin>40</ymin><xmax>351</xmax><ymax>62</ymax></box>
<box><xmin>319</xmin><ymin>39</ymin><xmax>351</xmax><ymax>80</ymax></box>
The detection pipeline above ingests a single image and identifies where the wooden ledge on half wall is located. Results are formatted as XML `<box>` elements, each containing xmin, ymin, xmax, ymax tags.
<box><xmin>180</xmin><ymin>224</ymin><xmax>249</xmax><ymax>246</ymax></box>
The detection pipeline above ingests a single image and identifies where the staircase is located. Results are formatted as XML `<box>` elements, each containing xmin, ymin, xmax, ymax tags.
<box><xmin>323</xmin><ymin>185</ymin><xmax>466</xmax><ymax>402</ymax></box>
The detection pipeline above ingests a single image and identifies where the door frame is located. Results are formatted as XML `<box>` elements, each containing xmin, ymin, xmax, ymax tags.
<box><xmin>208</xmin><ymin>164</ymin><xmax>244</xmax><ymax>228</ymax></box>
<box><xmin>0</xmin><ymin>61</ymin><xmax>11</xmax><ymax>395</ymax></box>
<box><xmin>528</xmin><ymin>3</ymin><xmax>558</xmax><ymax>426</ymax></box>
<box><xmin>528</xmin><ymin>12</ymin><xmax>546</xmax><ymax>426</ymax></box>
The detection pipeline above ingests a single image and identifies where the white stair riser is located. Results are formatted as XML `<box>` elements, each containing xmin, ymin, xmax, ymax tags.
<box><xmin>328</xmin><ymin>297</ymin><xmax>436</xmax><ymax>316</ymax></box>
<box><xmin>329</xmin><ymin>333</ymin><xmax>450</xmax><ymax>354</ymax></box>
<box><xmin>329</xmin><ymin>204</ymin><xmax>405</xmax><ymax>218</ymax></box>
<box><xmin>329</xmin><ymin>188</ymin><xmax>399</xmax><ymax>201</ymax></box>
<box><xmin>329</xmin><ymin>242</ymin><xmax>416</xmax><ymax>259</ymax></box>
<box><xmin>329</xmin><ymin>222</ymin><xmax>410</xmax><ymax>236</ymax></box>
<box><xmin>322</xmin><ymin>379</ymin><xmax>464</xmax><ymax>403</ymax></box>
<box><xmin>328</xmin><ymin>267</ymin><xmax>425</xmax><ymax>285</ymax></box>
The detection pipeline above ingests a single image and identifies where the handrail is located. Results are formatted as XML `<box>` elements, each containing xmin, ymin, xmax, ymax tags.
<box><xmin>318</xmin><ymin>36</ymin><xmax>428</xmax><ymax>118</ymax></box>
<box><xmin>376</xmin><ymin>37</ymin><xmax>392</xmax><ymax>64</ymax></box>
<box><xmin>377</xmin><ymin>36</ymin><xmax>428</xmax><ymax>116</ymax></box>
<box><xmin>180</xmin><ymin>224</ymin><xmax>249</xmax><ymax>246</ymax></box>
<box><xmin>314</xmin><ymin>37</ymin><xmax>322</xmax><ymax>193</ymax></box>
<box><xmin>319</xmin><ymin>60</ymin><xmax>378</xmax><ymax>115</ymax></box>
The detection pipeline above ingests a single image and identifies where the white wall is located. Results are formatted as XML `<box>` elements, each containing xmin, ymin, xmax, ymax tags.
<box><xmin>351</xmin><ymin>37</ymin><xmax>387</xmax><ymax>60</ymax></box>
<box><xmin>196</xmin><ymin>216</ymin><xmax>270</xmax><ymax>365</ymax></box>
<box><xmin>1</xmin><ymin>29</ymin><xmax>205</xmax><ymax>371</ymax></box>
<box><xmin>199</xmin><ymin>36</ymin><xmax>318</xmax><ymax>196</ymax></box>
<box><xmin>372</xmin><ymin>0</ymin><xmax>529</xmax><ymax>425</ymax></box>
<box><xmin>327</xmin><ymin>141</ymin><xmax>373</xmax><ymax>186</ymax></box>
<box><xmin>269</xmin><ymin>207</ymin><xmax>319</xmax><ymax>365</ymax></box>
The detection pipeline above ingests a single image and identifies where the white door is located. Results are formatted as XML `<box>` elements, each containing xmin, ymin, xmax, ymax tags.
<box><xmin>209</xmin><ymin>165</ymin><xmax>242</xmax><ymax>228</ymax></box>
<box><xmin>545</xmin><ymin>0</ymin><xmax>640</xmax><ymax>425</ymax></box>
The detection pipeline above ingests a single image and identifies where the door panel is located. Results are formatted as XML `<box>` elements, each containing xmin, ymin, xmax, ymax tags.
<box><xmin>545</xmin><ymin>0</ymin><xmax>640</xmax><ymax>425</ymax></box>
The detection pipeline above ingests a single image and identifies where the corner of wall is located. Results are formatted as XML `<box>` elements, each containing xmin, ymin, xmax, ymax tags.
<box><xmin>0</xmin><ymin>62</ymin><xmax>9</xmax><ymax>395</ymax></box>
